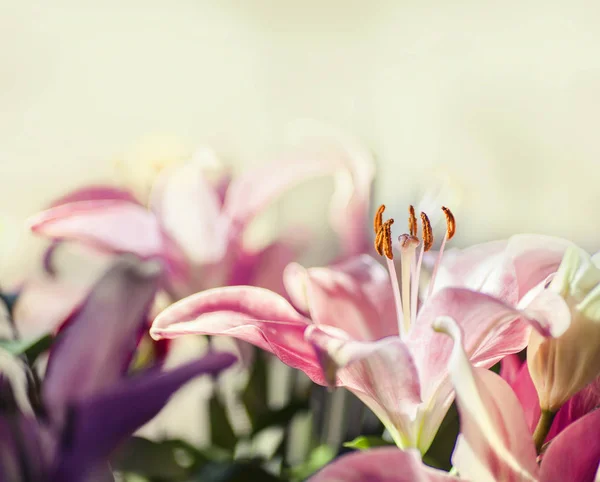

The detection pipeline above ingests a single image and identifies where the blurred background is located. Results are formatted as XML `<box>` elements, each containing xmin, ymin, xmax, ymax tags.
<box><xmin>3</xmin><ymin>0</ymin><xmax>600</xmax><ymax>285</ymax></box>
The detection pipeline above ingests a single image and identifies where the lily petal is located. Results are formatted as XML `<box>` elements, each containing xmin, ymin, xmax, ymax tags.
<box><xmin>51</xmin><ymin>352</ymin><xmax>236</xmax><ymax>482</ymax></box>
<box><xmin>150</xmin><ymin>286</ymin><xmax>326</xmax><ymax>384</ymax></box>
<box><xmin>502</xmin><ymin>356</ymin><xmax>600</xmax><ymax>444</ymax></box>
<box><xmin>308</xmin><ymin>447</ymin><xmax>459</xmax><ymax>482</ymax></box>
<box><xmin>284</xmin><ymin>120</ymin><xmax>375</xmax><ymax>257</ymax></box>
<box><xmin>0</xmin><ymin>415</ymin><xmax>48</xmax><ymax>482</ymax></box>
<box><xmin>284</xmin><ymin>255</ymin><xmax>397</xmax><ymax>341</ymax></box>
<box><xmin>224</xmin><ymin>123</ymin><xmax>374</xmax><ymax>256</ymax></box>
<box><xmin>429</xmin><ymin>240</ymin><xmax>516</xmax><ymax>302</ymax></box>
<box><xmin>431</xmin><ymin>235</ymin><xmax>572</xmax><ymax>304</ymax></box>
<box><xmin>29</xmin><ymin>199</ymin><xmax>166</xmax><ymax>260</ymax></box>
<box><xmin>408</xmin><ymin>288</ymin><xmax>562</xmax><ymax>407</ymax></box>
<box><xmin>43</xmin><ymin>258</ymin><xmax>161</xmax><ymax>408</ymax></box>
<box><xmin>409</xmin><ymin>286</ymin><xmax>569</xmax><ymax>452</ymax></box>
<box><xmin>49</xmin><ymin>185</ymin><xmax>139</xmax><ymax>206</ymax></box>
<box><xmin>305</xmin><ymin>325</ymin><xmax>421</xmax><ymax>448</ymax></box>
<box><xmin>539</xmin><ymin>407</ymin><xmax>600</xmax><ymax>482</ymax></box>
<box><xmin>149</xmin><ymin>155</ymin><xmax>227</xmax><ymax>265</ymax></box>
<box><xmin>434</xmin><ymin>317</ymin><xmax>539</xmax><ymax>482</ymax></box>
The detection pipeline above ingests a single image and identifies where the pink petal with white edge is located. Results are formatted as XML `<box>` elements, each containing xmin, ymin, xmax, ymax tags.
<box><xmin>308</xmin><ymin>447</ymin><xmax>459</xmax><ymax>482</ymax></box>
<box><xmin>29</xmin><ymin>200</ymin><xmax>166</xmax><ymax>260</ymax></box>
<box><xmin>284</xmin><ymin>255</ymin><xmax>397</xmax><ymax>341</ymax></box>
<box><xmin>305</xmin><ymin>325</ymin><xmax>422</xmax><ymax>448</ymax></box>
<box><xmin>149</xmin><ymin>156</ymin><xmax>227</xmax><ymax>265</ymax></box>
<box><xmin>539</xmin><ymin>407</ymin><xmax>600</xmax><ymax>482</ymax></box>
<box><xmin>150</xmin><ymin>286</ymin><xmax>326</xmax><ymax>384</ymax></box>
<box><xmin>434</xmin><ymin>317</ymin><xmax>539</xmax><ymax>482</ymax></box>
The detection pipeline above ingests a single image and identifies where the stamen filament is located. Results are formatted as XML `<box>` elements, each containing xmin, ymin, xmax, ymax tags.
<box><xmin>411</xmin><ymin>242</ymin><xmax>424</xmax><ymax>324</ymax></box>
<box><xmin>427</xmin><ymin>233</ymin><xmax>448</xmax><ymax>298</ymax></box>
<box><xmin>399</xmin><ymin>235</ymin><xmax>419</xmax><ymax>334</ymax></box>
<box><xmin>385</xmin><ymin>257</ymin><xmax>405</xmax><ymax>337</ymax></box>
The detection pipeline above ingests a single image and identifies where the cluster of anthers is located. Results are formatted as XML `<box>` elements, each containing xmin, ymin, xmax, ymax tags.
<box><xmin>373</xmin><ymin>204</ymin><xmax>456</xmax><ymax>335</ymax></box>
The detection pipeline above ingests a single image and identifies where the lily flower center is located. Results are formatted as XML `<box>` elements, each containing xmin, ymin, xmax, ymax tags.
<box><xmin>373</xmin><ymin>204</ymin><xmax>455</xmax><ymax>336</ymax></box>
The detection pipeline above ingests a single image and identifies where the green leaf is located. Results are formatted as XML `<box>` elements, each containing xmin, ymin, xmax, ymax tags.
<box><xmin>191</xmin><ymin>460</ymin><xmax>283</xmax><ymax>482</ymax></box>
<box><xmin>342</xmin><ymin>435</ymin><xmax>393</xmax><ymax>450</ymax></box>
<box><xmin>423</xmin><ymin>402</ymin><xmax>459</xmax><ymax>471</ymax></box>
<box><xmin>0</xmin><ymin>334</ymin><xmax>53</xmax><ymax>364</ymax></box>
<box><xmin>111</xmin><ymin>436</ymin><xmax>206</xmax><ymax>480</ymax></box>
<box><xmin>241</xmin><ymin>349</ymin><xmax>268</xmax><ymax>429</ymax></box>
<box><xmin>287</xmin><ymin>444</ymin><xmax>336</xmax><ymax>481</ymax></box>
<box><xmin>209</xmin><ymin>394</ymin><xmax>238</xmax><ymax>451</ymax></box>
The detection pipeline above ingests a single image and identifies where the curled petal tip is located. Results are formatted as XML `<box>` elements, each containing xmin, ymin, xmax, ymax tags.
<box><xmin>432</xmin><ymin>315</ymin><xmax>459</xmax><ymax>337</ymax></box>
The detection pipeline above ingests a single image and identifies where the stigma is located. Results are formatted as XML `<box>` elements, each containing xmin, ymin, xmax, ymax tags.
<box><xmin>373</xmin><ymin>204</ymin><xmax>456</xmax><ymax>336</ymax></box>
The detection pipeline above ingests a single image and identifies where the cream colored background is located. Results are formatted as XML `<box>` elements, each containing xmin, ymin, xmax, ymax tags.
<box><xmin>2</xmin><ymin>0</ymin><xmax>600</xmax><ymax>282</ymax></box>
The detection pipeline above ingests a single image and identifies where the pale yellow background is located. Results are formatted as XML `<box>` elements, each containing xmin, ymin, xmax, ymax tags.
<box><xmin>2</xmin><ymin>0</ymin><xmax>600</xmax><ymax>282</ymax></box>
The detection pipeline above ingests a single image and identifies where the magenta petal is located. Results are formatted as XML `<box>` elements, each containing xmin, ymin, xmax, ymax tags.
<box><xmin>539</xmin><ymin>407</ymin><xmax>600</xmax><ymax>482</ymax></box>
<box><xmin>150</xmin><ymin>286</ymin><xmax>326</xmax><ymax>384</ymax></box>
<box><xmin>43</xmin><ymin>258</ymin><xmax>161</xmax><ymax>407</ymax></box>
<box><xmin>499</xmin><ymin>354</ymin><xmax>523</xmax><ymax>386</ymax></box>
<box><xmin>306</xmin><ymin>325</ymin><xmax>422</xmax><ymax>447</ymax></box>
<box><xmin>308</xmin><ymin>448</ymin><xmax>459</xmax><ymax>482</ymax></box>
<box><xmin>49</xmin><ymin>185</ymin><xmax>139</xmax><ymax>206</ymax></box>
<box><xmin>242</xmin><ymin>239</ymin><xmax>303</xmax><ymax>296</ymax></box>
<box><xmin>285</xmin><ymin>255</ymin><xmax>397</xmax><ymax>340</ymax></box>
<box><xmin>30</xmin><ymin>199</ymin><xmax>167</xmax><ymax>260</ymax></box>
<box><xmin>52</xmin><ymin>352</ymin><xmax>236</xmax><ymax>482</ymax></box>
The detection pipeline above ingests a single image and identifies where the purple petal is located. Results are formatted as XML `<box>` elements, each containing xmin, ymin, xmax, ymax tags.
<box><xmin>308</xmin><ymin>448</ymin><xmax>459</xmax><ymax>482</ymax></box>
<box><xmin>150</xmin><ymin>286</ymin><xmax>327</xmax><ymax>384</ymax></box>
<box><xmin>43</xmin><ymin>257</ymin><xmax>161</xmax><ymax>408</ymax></box>
<box><xmin>0</xmin><ymin>415</ymin><xmax>49</xmax><ymax>481</ymax></box>
<box><xmin>51</xmin><ymin>352</ymin><xmax>236</xmax><ymax>482</ymax></box>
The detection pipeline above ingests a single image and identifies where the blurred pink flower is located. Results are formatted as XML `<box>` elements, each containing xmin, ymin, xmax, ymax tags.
<box><xmin>150</xmin><ymin>206</ymin><xmax>570</xmax><ymax>453</ymax></box>
<box><xmin>29</xmin><ymin>143</ymin><xmax>373</xmax><ymax>301</ymax></box>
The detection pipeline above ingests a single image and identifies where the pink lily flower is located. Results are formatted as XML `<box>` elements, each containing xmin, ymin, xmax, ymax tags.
<box><xmin>501</xmin><ymin>354</ymin><xmax>600</xmax><ymax>447</ymax></box>
<box><xmin>28</xmin><ymin>141</ymin><xmax>374</xmax><ymax>301</ymax></box>
<box><xmin>150</xmin><ymin>205</ymin><xmax>570</xmax><ymax>453</ymax></box>
<box><xmin>307</xmin><ymin>318</ymin><xmax>600</xmax><ymax>482</ymax></box>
